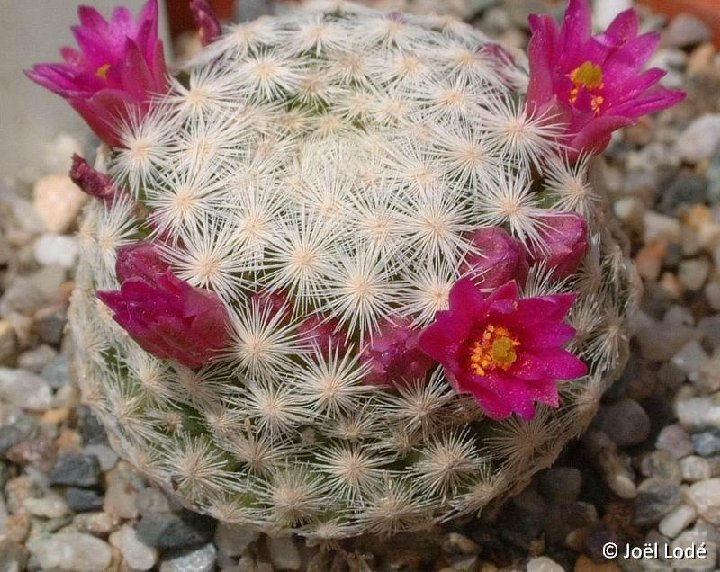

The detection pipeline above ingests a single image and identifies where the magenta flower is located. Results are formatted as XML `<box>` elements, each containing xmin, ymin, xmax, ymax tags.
<box><xmin>25</xmin><ymin>0</ymin><xmax>168</xmax><ymax>148</ymax></box>
<box><xmin>97</xmin><ymin>242</ymin><xmax>231</xmax><ymax>370</ymax></box>
<box><xmin>528</xmin><ymin>213</ymin><xmax>588</xmax><ymax>280</ymax></box>
<box><xmin>419</xmin><ymin>279</ymin><xmax>587</xmax><ymax>420</ymax></box>
<box><xmin>69</xmin><ymin>154</ymin><xmax>122</xmax><ymax>203</ymax></box>
<box><xmin>298</xmin><ymin>314</ymin><xmax>349</xmax><ymax>358</ymax></box>
<box><xmin>527</xmin><ymin>0</ymin><xmax>685</xmax><ymax>157</ymax></box>
<box><xmin>190</xmin><ymin>0</ymin><xmax>222</xmax><ymax>46</ymax></box>
<box><xmin>361</xmin><ymin>318</ymin><xmax>436</xmax><ymax>387</ymax></box>
<box><xmin>461</xmin><ymin>228</ymin><xmax>529</xmax><ymax>290</ymax></box>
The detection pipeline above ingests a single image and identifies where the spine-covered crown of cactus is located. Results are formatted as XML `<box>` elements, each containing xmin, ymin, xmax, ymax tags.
<box><xmin>27</xmin><ymin>0</ymin><xmax>683</xmax><ymax>536</ymax></box>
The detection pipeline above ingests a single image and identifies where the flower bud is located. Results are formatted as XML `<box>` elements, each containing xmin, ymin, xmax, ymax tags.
<box><xmin>529</xmin><ymin>213</ymin><xmax>589</xmax><ymax>279</ymax></box>
<box><xmin>461</xmin><ymin>228</ymin><xmax>529</xmax><ymax>290</ymax></box>
<box><xmin>298</xmin><ymin>314</ymin><xmax>348</xmax><ymax>357</ymax></box>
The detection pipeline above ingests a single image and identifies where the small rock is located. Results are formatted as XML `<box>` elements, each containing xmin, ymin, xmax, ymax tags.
<box><xmin>675</xmin><ymin>114</ymin><xmax>720</xmax><ymax>163</ymax></box>
<box><xmin>84</xmin><ymin>443</ymin><xmax>118</xmax><ymax>471</ymax></box>
<box><xmin>65</xmin><ymin>487</ymin><xmax>105</xmax><ymax>513</ymax></box>
<box><xmin>135</xmin><ymin>487</ymin><xmax>171</xmax><ymax>516</ymax></box>
<box><xmin>0</xmin><ymin>265</ymin><xmax>67</xmax><ymax>315</ymax></box>
<box><xmin>442</xmin><ymin>532</ymin><xmax>480</xmax><ymax>555</ymax></box>
<box><xmin>678</xmin><ymin>258</ymin><xmax>710</xmax><ymax>291</ymax></box>
<box><xmin>637</xmin><ymin>323</ymin><xmax>695</xmax><ymax>362</ymax></box>
<box><xmin>675</xmin><ymin>398</ymin><xmax>712</xmax><ymax>429</ymax></box>
<box><xmin>214</xmin><ymin>523</ymin><xmax>259</xmax><ymax>557</ymax></box>
<box><xmin>4</xmin><ymin>513</ymin><xmax>31</xmax><ymax>543</ymax></box>
<box><xmin>706</xmin><ymin>282</ymin><xmax>720</xmax><ymax>311</ymax></box>
<box><xmin>658</xmin><ymin>504</ymin><xmax>697</xmax><ymax>538</ymax></box>
<box><xmin>661</xmin><ymin>175</ymin><xmax>708</xmax><ymax>214</ymax></box>
<box><xmin>527</xmin><ymin>556</ymin><xmax>564</xmax><ymax>572</ymax></box>
<box><xmin>0</xmin><ymin>415</ymin><xmax>38</xmax><ymax>454</ymax></box>
<box><xmin>73</xmin><ymin>512</ymin><xmax>118</xmax><ymax>535</ymax></box>
<box><xmin>643</xmin><ymin>211</ymin><xmax>682</xmax><ymax>245</ymax></box>
<box><xmin>686</xmin><ymin>478</ymin><xmax>720</xmax><ymax>525</ymax></box>
<box><xmin>0</xmin><ymin>368</ymin><xmax>52</xmax><ymax>411</ymax></box>
<box><xmin>639</xmin><ymin>451</ymin><xmax>682</xmax><ymax>485</ymax></box>
<box><xmin>666</xmin><ymin>13</ymin><xmax>712</xmax><ymax>48</ymax></box>
<box><xmin>32</xmin><ymin>173</ymin><xmax>88</xmax><ymax>234</ymax></box>
<box><xmin>634</xmin><ymin>479</ymin><xmax>682</xmax><ymax>527</ymax></box>
<box><xmin>671</xmin><ymin>530</ymin><xmax>717</xmax><ymax>569</ymax></box>
<box><xmin>692</xmin><ymin>430</ymin><xmax>720</xmax><ymax>456</ymax></box>
<box><xmin>537</xmin><ymin>467</ymin><xmax>582</xmax><ymax>504</ymax></box>
<box><xmin>594</xmin><ymin>398</ymin><xmax>651</xmax><ymax>447</ymax></box>
<box><xmin>29</xmin><ymin>532</ymin><xmax>113</xmax><ymax>571</ymax></box>
<box><xmin>696</xmin><ymin>356</ymin><xmax>720</xmax><ymax>393</ymax></box>
<box><xmin>0</xmin><ymin>321</ymin><xmax>17</xmax><ymax>366</ymax></box>
<box><xmin>656</xmin><ymin>424</ymin><xmax>694</xmax><ymax>459</ymax></box>
<box><xmin>698</xmin><ymin>316</ymin><xmax>720</xmax><ymax>349</ymax></box>
<box><xmin>583</xmin><ymin>431</ymin><xmax>636</xmax><ymax>499</ymax></box>
<box><xmin>110</xmin><ymin>524</ymin><xmax>159</xmax><ymax>571</ymax></box>
<box><xmin>50</xmin><ymin>453</ymin><xmax>101</xmax><ymax>488</ymax></box>
<box><xmin>24</xmin><ymin>494</ymin><xmax>70</xmax><ymax>518</ymax></box>
<box><xmin>136</xmin><ymin>510</ymin><xmax>216</xmax><ymax>549</ymax></box>
<box><xmin>40</xmin><ymin>354</ymin><xmax>70</xmax><ymax>389</ymax></box>
<box><xmin>33</xmin><ymin>234</ymin><xmax>79</xmax><ymax>268</ymax></box>
<box><xmin>267</xmin><ymin>536</ymin><xmax>303</xmax><ymax>570</ymax></box>
<box><xmin>573</xmin><ymin>554</ymin><xmax>620</xmax><ymax>571</ymax></box>
<box><xmin>17</xmin><ymin>344</ymin><xmax>57</xmax><ymax>373</ymax></box>
<box><xmin>681</xmin><ymin>456</ymin><xmax>713</xmax><ymax>481</ymax></box>
<box><xmin>160</xmin><ymin>543</ymin><xmax>217</xmax><ymax>572</ymax></box>
<box><xmin>36</xmin><ymin>306</ymin><xmax>68</xmax><ymax>346</ymax></box>
<box><xmin>672</xmin><ymin>340</ymin><xmax>709</xmax><ymax>378</ymax></box>
<box><xmin>635</xmin><ymin>241</ymin><xmax>667</xmax><ymax>282</ymax></box>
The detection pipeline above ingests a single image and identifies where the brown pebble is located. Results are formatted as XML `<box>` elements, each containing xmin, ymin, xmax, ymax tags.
<box><xmin>3</xmin><ymin>513</ymin><xmax>31</xmax><ymax>543</ymax></box>
<box><xmin>687</xmin><ymin>42</ymin><xmax>717</xmax><ymax>76</ymax></box>
<box><xmin>635</xmin><ymin>241</ymin><xmax>668</xmax><ymax>281</ymax></box>
<box><xmin>41</xmin><ymin>407</ymin><xmax>70</xmax><ymax>426</ymax></box>
<box><xmin>574</xmin><ymin>555</ymin><xmax>621</xmax><ymax>571</ymax></box>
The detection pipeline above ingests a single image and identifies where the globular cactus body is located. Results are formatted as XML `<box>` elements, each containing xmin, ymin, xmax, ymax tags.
<box><xmin>69</xmin><ymin>1</ymin><xmax>635</xmax><ymax>537</ymax></box>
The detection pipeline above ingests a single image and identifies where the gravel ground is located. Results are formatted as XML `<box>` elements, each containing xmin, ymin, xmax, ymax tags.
<box><xmin>1</xmin><ymin>1</ymin><xmax>720</xmax><ymax>571</ymax></box>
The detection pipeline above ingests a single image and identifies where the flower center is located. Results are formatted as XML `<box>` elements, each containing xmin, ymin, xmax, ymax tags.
<box><xmin>96</xmin><ymin>64</ymin><xmax>111</xmax><ymax>79</ymax></box>
<box><xmin>468</xmin><ymin>324</ymin><xmax>520</xmax><ymax>376</ymax></box>
<box><xmin>569</xmin><ymin>61</ymin><xmax>605</xmax><ymax>115</ymax></box>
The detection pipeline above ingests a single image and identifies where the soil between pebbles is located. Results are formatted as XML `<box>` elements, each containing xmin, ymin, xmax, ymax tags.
<box><xmin>1</xmin><ymin>1</ymin><xmax>720</xmax><ymax>570</ymax></box>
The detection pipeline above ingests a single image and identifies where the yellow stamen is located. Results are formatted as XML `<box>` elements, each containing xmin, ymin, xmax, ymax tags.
<box><xmin>568</xmin><ymin>61</ymin><xmax>605</xmax><ymax>114</ymax></box>
<box><xmin>96</xmin><ymin>64</ymin><xmax>111</xmax><ymax>79</ymax></box>
<box><xmin>468</xmin><ymin>325</ymin><xmax>520</xmax><ymax>376</ymax></box>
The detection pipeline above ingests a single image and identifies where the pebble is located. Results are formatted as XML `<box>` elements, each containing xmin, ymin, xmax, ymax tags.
<box><xmin>537</xmin><ymin>467</ymin><xmax>582</xmax><ymax>504</ymax></box>
<box><xmin>527</xmin><ymin>556</ymin><xmax>564</xmax><ymax>572</ymax></box>
<box><xmin>583</xmin><ymin>432</ymin><xmax>636</xmax><ymax>499</ymax></box>
<box><xmin>636</xmin><ymin>323</ymin><xmax>695</xmax><ymax>362</ymax></box>
<box><xmin>678</xmin><ymin>258</ymin><xmax>710</xmax><ymax>291</ymax></box>
<box><xmin>643</xmin><ymin>211</ymin><xmax>682</xmax><ymax>245</ymax></box>
<box><xmin>672</xmin><ymin>339</ymin><xmax>709</xmax><ymax>378</ymax></box>
<box><xmin>658</xmin><ymin>504</ymin><xmax>697</xmax><ymax>538</ymax></box>
<box><xmin>680</xmin><ymin>456</ymin><xmax>713</xmax><ymax>481</ymax></box>
<box><xmin>110</xmin><ymin>523</ymin><xmax>159</xmax><ymax>571</ymax></box>
<box><xmin>639</xmin><ymin>451</ymin><xmax>682</xmax><ymax>485</ymax></box>
<box><xmin>675</xmin><ymin>398</ymin><xmax>712</xmax><ymax>428</ymax></box>
<box><xmin>661</xmin><ymin>175</ymin><xmax>708</xmax><ymax>213</ymax></box>
<box><xmin>0</xmin><ymin>321</ymin><xmax>17</xmax><ymax>365</ymax></box>
<box><xmin>696</xmin><ymin>357</ymin><xmax>720</xmax><ymax>393</ymax></box>
<box><xmin>0</xmin><ymin>368</ymin><xmax>52</xmax><ymax>411</ymax></box>
<box><xmin>692</xmin><ymin>431</ymin><xmax>720</xmax><ymax>456</ymax></box>
<box><xmin>267</xmin><ymin>536</ymin><xmax>303</xmax><ymax>570</ymax></box>
<box><xmin>594</xmin><ymin>398</ymin><xmax>651</xmax><ymax>447</ymax></box>
<box><xmin>160</xmin><ymin>543</ymin><xmax>217</xmax><ymax>572</ymax></box>
<box><xmin>633</xmin><ymin>479</ymin><xmax>682</xmax><ymax>526</ymax></box>
<box><xmin>24</xmin><ymin>494</ymin><xmax>70</xmax><ymax>518</ymax></box>
<box><xmin>214</xmin><ymin>523</ymin><xmax>259</xmax><ymax>557</ymax></box>
<box><xmin>40</xmin><ymin>354</ymin><xmax>70</xmax><ymax>389</ymax></box>
<box><xmin>17</xmin><ymin>344</ymin><xmax>57</xmax><ymax>373</ymax></box>
<box><xmin>687</xmin><ymin>478</ymin><xmax>720</xmax><ymax>525</ymax></box>
<box><xmin>84</xmin><ymin>443</ymin><xmax>118</xmax><ymax>471</ymax></box>
<box><xmin>671</xmin><ymin>530</ymin><xmax>717</xmax><ymax>570</ymax></box>
<box><xmin>675</xmin><ymin>114</ymin><xmax>720</xmax><ymax>163</ymax></box>
<box><xmin>31</xmin><ymin>173</ymin><xmax>88</xmax><ymax>234</ymax></box>
<box><xmin>65</xmin><ymin>487</ymin><xmax>105</xmax><ymax>513</ymax></box>
<box><xmin>0</xmin><ymin>415</ymin><xmax>38</xmax><ymax>455</ymax></box>
<box><xmin>666</xmin><ymin>13</ymin><xmax>712</xmax><ymax>48</ymax></box>
<box><xmin>656</xmin><ymin>424</ymin><xmax>694</xmax><ymax>459</ymax></box>
<box><xmin>49</xmin><ymin>453</ymin><xmax>101</xmax><ymax>488</ymax></box>
<box><xmin>73</xmin><ymin>512</ymin><xmax>118</xmax><ymax>535</ymax></box>
<box><xmin>29</xmin><ymin>532</ymin><xmax>113</xmax><ymax>571</ymax></box>
<box><xmin>706</xmin><ymin>282</ymin><xmax>720</xmax><ymax>311</ymax></box>
<box><xmin>0</xmin><ymin>539</ymin><xmax>29</xmax><ymax>571</ymax></box>
<box><xmin>0</xmin><ymin>265</ymin><xmax>67</xmax><ymax>315</ymax></box>
<box><xmin>33</xmin><ymin>234</ymin><xmax>79</xmax><ymax>268</ymax></box>
<box><xmin>136</xmin><ymin>510</ymin><xmax>216</xmax><ymax>548</ymax></box>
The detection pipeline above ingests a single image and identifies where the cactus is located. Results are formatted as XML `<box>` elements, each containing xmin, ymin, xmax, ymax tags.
<box><xmin>62</xmin><ymin>1</ymin><xmax>654</xmax><ymax>538</ymax></box>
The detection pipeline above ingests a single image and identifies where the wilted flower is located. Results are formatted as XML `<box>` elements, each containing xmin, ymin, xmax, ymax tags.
<box><xmin>361</xmin><ymin>318</ymin><xmax>436</xmax><ymax>387</ymax></box>
<box><xmin>462</xmin><ymin>228</ymin><xmax>529</xmax><ymax>290</ymax></box>
<box><xmin>298</xmin><ymin>314</ymin><xmax>349</xmax><ymax>358</ymax></box>
<box><xmin>526</xmin><ymin>0</ymin><xmax>685</xmax><ymax>156</ymax></box>
<box><xmin>97</xmin><ymin>242</ymin><xmax>230</xmax><ymax>369</ymax></box>
<box><xmin>528</xmin><ymin>212</ymin><xmax>588</xmax><ymax>279</ymax></box>
<box><xmin>69</xmin><ymin>154</ymin><xmax>121</xmax><ymax>203</ymax></box>
<box><xmin>190</xmin><ymin>0</ymin><xmax>222</xmax><ymax>46</ymax></box>
<box><xmin>419</xmin><ymin>279</ymin><xmax>587</xmax><ymax>420</ymax></box>
<box><xmin>25</xmin><ymin>0</ymin><xmax>168</xmax><ymax>147</ymax></box>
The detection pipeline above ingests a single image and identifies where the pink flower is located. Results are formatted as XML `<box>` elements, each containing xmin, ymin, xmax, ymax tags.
<box><xmin>419</xmin><ymin>279</ymin><xmax>587</xmax><ymax>420</ymax></box>
<box><xmin>190</xmin><ymin>0</ymin><xmax>222</xmax><ymax>46</ymax></box>
<box><xmin>25</xmin><ymin>0</ymin><xmax>168</xmax><ymax>148</ymax></box>
<box><xmin>69</xmin><ymin>154</ymin><xmax>122</xmax><ymax>203</ymax></box>
<box><xmin>251</xmin><ymin>289</ymin><xmax>293</xmax><ymax>326</ymax></box>
<box><xmin>361</xmin><ymin>318</ymin><xmax>436</xmax><ymax>387</ymax></box>
<box><xmin>527</xmin><ymin>0</ymin><xmax>685</xmax><ymax>157</ymax></box>
<box><xmin>528</xmin><ymin>213</ymin><xmax>588</xmax><ymax>280</ymax></box>
<box><xmin>461</xmin><ymin>228</ymin><xmax>529</xmax><ymax>290</ymax></box>
<box><xmin>97</xmin><ymin>242</ymin><xmax>231</xmax><ymax>370</ymax></box>
<box><xmin>298</xmin><ymin>314</ymin><xmax>349</xmax><ymax>358</ymax></box>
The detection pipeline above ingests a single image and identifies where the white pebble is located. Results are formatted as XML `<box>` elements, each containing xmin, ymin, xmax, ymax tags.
<box><xmin>672</xmin><ymin>340</ymin><xmax>709</xmax><ymax>376</ymax></box>
<box><xmin>686</xmin><ymin>478</ymin><xmax>720</xmax><ymax>525</ymax></box>
<box><xmin>678</xmin><ymin>258</ymin><xmax>710</xmax><ymax>291</ymax></box>
<box><xmin>33</xmin><ymin>234</ymin><xmax>79</xmax><ymax>268</ymax></box>
<box><xmin>644</xmin><ymin>211</ymin><xmax>682</xmax><ymax>244</ymax></box>
<box><xmin>675</xmin><ymin>114</ymin><xmax>720</xmax><ymax>163</ymax></box>
<box><xmin>681</xmin><ymin>456</ymin><xmax>712</xmax><ymax>481</ymax></box>
<box><xmin>24</xmin><ymin>494</ymin><xmax>70</xmax><ymax>518</ymax></box>
<box><xmin>110</xmin><ymin>524</ymin><xmax>158</xmax><ymax>571</ymax></box>
<box><xmin>675</xmin><ymin>398</ymin><xmax>712</xmax><ymax>429</ymax></box>
<box><xmin>32</xmin><ymin>174</ymin><xmax>88</xmax><ymax>234</ymax></box>
<box><xmin>0</xmin><ymin>367</ymin><xmax>52</xmax><ymax>411</ymax></box>
<box><xmin>658</xmin><ymin>504</ymin><xmax>697</xmax><ymax>538</ymax></box>
<box><xmin>527</xmin><ymin>556</ymin><xmax>564</xmax><ymax>572</ymax></box>
<box><xmin>30</xmin><ymin>532</ymin><xmax>113</xmax><ymax>571</ymax></box>
<box><xmin>707</xmin><ymin>282</ymin><xmax>720</xmax><ymax>311</ymax></box>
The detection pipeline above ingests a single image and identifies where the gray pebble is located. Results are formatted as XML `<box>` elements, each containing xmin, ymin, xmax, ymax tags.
<box><xmin>65</xmin><ymin>487</ymin><xmax>105</xmax><ymax>513</ymax></box>
<box><xmin>656</xmin><ymin>424</ymin><xmax>694</xmax><ymax>459</ymax></box>
<box><xmin>634</xmin><ymin>479</ymin><xmax>682</xmax><ymax>527</ymax></box>
<box><xmin>692</xmin><ymin>430</ymin><xmax>720</xmax><ymax>457</ymax></box>
<box><xmin>0</xmin><ymin>415</ymin><xmax>37</xmax><ymax>455</ymax></box>
<box><xmin>136</xmin><ymin>510</ymin><xmax>216</xmax><ymax>548</ymax></box>
<box><xmin>536</xmin><ymin>467</ymin><xmax>582</xmax><ymax>504</ymax></box>
<box><xmin>49</xmin><ymin>453</ymin><xmax>102</xmax><ymax>488</ymax></box>
<box><xmin>160</xmin><ymin>543</ymin><xmax>217</xmax><ymax>572</ymax></box>
<box><xmin>593</xmin><ymin>398</ymin><xmax>651</xmax><ymax>447</ymax></box>
<box><xmin>639</xmin><ymin>451</ymin><xmax>682</xmax><ymax>485</ymax></box>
